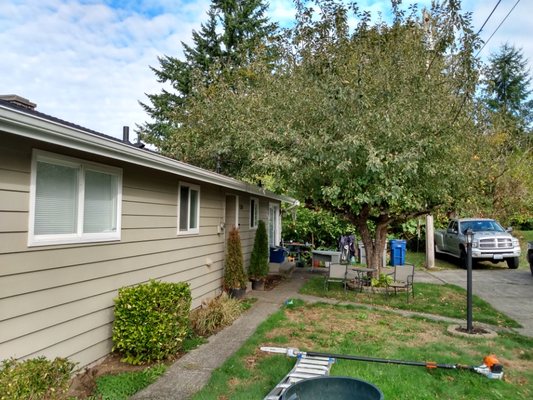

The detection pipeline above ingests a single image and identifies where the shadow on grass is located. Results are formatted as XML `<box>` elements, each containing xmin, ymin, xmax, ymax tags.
<box><xmin>299</xmin><ymin>276</ymin><xmax>520</xmax><ymax>328</ymax></box>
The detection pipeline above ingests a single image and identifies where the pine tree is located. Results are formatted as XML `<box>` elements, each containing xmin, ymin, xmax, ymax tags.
<box><xmin>224</xmin><ymin>227</ymin><xmax>247</xmax><ymax>290</ymax></box>
<box><xmin>248</xmin><ymin>220</ymin><xmax>269</xmax><ymax>280</ymax></box>
<box><xmin>484</xmin><ymin>44</ymin><xmax>533</xmax><ymax>130</ymax></box>
<box><xmin>139</xmin><ymin>0</ymin><xmax>277</xmax><ymax>153</ymax></box>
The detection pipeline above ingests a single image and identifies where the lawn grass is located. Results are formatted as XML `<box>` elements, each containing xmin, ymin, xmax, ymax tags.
<box><xmin>299</xmin><ymin>276</ymin><xmax>520</xmax><ymax>328</ymax></box>
<box><xmin>90</xmin><ymin>364</ymin><xmax>166</xmax><ymax>400</ymax></box>
<box><xmin>190</xmin><ymin>301</ymin><xmax>533</xmax><ymax>399</ymax></box>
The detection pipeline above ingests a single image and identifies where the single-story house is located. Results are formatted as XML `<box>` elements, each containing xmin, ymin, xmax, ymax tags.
<box><xmin>0</xmin><ymin>95</ymin><xmax>297</xmax><ymax>369</ymax></box>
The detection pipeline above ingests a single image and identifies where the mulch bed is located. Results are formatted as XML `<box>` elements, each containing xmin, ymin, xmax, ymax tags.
<box><xmin>264</xmin><ymin>274</ymin><xmax>284</xmax><ymax>290</ymax></box>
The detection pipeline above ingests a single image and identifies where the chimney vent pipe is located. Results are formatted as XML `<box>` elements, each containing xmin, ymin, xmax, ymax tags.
<box><xmin>122</xmin><ymin>126</ymin><xmax>130</xmax><ymax>143</ymax></box>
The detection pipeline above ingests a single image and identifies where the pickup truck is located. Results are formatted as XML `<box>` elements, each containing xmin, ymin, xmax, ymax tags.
<box><xmin>434</xmin><ymin>218</ymin><xmax>521</xmax><ymax>269</ymax></box>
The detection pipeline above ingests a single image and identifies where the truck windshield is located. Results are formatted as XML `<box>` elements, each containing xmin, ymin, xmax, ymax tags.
<box><xmin>460</xmin><ymin>220</ymin><xmax>505</xmax><ymax>233</ymax></box>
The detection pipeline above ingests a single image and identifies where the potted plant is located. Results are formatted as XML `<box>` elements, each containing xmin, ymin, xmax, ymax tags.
<box><xmin>248</xmin><ymin>220</ymin><xmax>269</xmax><ymax>290</ymax></box>
<box><xmin>223</xmin><ymin>227</ymin><xmax>247</xmax><ymax>298</ymax></box>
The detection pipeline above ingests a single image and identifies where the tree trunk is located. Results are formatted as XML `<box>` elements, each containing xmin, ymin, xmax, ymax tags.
<box><xmin>355</xmin><ymin>206</ymin><xmax>389</xmax><ymax>277</ymax></box>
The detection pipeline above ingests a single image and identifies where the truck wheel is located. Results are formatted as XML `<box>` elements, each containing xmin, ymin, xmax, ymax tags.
<box><xmin>459</xmin><ymin>249</ymin><xmax>467</xmax><ymax>269</ymax></box>
<box><xmin>506</xmin><ymin>257</ymin><xmax>519</xmax><ymax>269</ymax></box>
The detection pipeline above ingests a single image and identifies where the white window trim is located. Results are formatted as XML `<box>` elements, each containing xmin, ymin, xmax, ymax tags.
<box><xmin>250</xmin><ymin>197</ymin><xmax>259</xmax><ymax>229</ymax></box>
<box><xmin>177</xmin><ymin>182</ymin><xmax>200</xmax><ymax>235</ymax></box>
<box><xmin>28</xmin><ymin>149</ymin><xmax>122</xmax><ymax>247</ymax></box>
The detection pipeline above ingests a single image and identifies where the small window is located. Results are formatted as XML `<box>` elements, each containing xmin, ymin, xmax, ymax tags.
<box><xmin>250</xmin><ymin>198</ymin><xmax>259</xmax><ymax>229</ymax></box>
<box><xmin>29</xmin><ymin>150</ymin><xmax>122</xmax><ymax>246</ymax></box>
<box><xmin>178</xmin><ymin>183</ymin><xmax>200</xmax><ymax>234</ymax></box>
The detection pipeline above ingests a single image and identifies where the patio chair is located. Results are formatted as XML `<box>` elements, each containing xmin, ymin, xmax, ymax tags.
<box><xmin>324</xmin><ymin>263</ymin><xmax>348</xmax><ymax>291</ymax></box>
<box><xmin>386</xmin><ymin>264</ymin><xmax>415</xmax><ymax>301</ymax></box>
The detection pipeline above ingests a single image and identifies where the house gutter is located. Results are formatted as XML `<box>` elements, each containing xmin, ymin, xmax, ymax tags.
<box><xmin>0</xmin><ymin>104</ymin><xmax>298</xmax><ymax>205</ymax></box>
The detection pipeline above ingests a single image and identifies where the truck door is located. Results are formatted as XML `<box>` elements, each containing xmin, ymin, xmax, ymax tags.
<box><xmin>444</xmin><ymin>221</ymin><xmax>460</xmax><ymax>255</ymax></box>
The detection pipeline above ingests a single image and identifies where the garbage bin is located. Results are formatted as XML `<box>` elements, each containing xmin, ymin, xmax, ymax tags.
<box><xmin>270</xmin><ymin>247</ymin><xmax>286</xmax><ymax>263</ymax></box>
<box><xmin>390</xmin><ymin>239</ymin><xmax>406</xmax><ymax>266</ymax></box>
<box><xmin>281</xmin><ymin>376</ymin><xmax>383</xmax><ymax>400</ymax></box>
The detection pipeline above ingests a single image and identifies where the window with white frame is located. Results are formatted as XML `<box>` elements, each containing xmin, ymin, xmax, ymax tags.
<box><xmin>178</xmin><ymin>182</ymin><xmax>200</xmax><ymax>234</ymax></box>
<box><xmin>250</xmin><ymin>197</ymin><xmax>259</xmax><ymax>229</ymax></box>
<box><xmin>29</xmin><ymin>150</ymin><xmax>122</xmax><ymax>246</ymax></box>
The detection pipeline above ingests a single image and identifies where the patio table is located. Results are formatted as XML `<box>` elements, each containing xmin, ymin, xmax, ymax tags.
<box><xmin>350</xmin><ymin>267</ymin><xmax>377</xmax><ymax>292</ymax></box>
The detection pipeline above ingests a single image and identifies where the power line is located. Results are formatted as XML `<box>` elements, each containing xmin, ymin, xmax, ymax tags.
<box><xmin>476</xmin><ymin>0</ymin><xmax>521</xmax><ymax>57</ymax></box>
<box><xmin>476</xmin><ymin>0</ymin><xmax>502</xmax><ymax>36</ymax></box>
<box><xmin>425</xmin><ymin>0</ymin><xmax>502</xmax><ymax>75</ymax></box>
<box><xmin>450</xmin><ymin>0</ymin><xmax>522</xmax><ymax>125</ymax></box>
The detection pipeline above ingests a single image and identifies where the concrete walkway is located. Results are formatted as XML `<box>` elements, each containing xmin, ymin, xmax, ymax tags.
<box><xmin>131</xmin><ymin>272</ymin><xmax>310</xmax><ymax>400</ymax></box>
<box><xmin>132</xmin><ymin>267</ymin><xmax>533</xmax><ymax>399</ymax></box>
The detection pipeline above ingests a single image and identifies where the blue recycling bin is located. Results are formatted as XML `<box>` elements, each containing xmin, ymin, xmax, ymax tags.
<box><xmin>270</xmin><ymin>247</ymin><xmax>286</xmax><ymax>263</ymax></box>
<box><xmin>390</xmin><ymin>239</ymin><xmax>406</xmax><ymax>266</ymax></box>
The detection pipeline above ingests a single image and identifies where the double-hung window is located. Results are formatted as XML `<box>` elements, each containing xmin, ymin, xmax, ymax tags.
<box><xmin>29</xmin><ymin>150</ymin><xmax>122</xmax><ymax>246</ymax></box>
<box><xmin>250</xmin><ymin>197</ymin><xmax>259</xmax><ymax>229</ymax></box>
<box><xmin>178</xmin><ymin>182</ymin><xmax>200</xmax><ymax>234</ymax></box>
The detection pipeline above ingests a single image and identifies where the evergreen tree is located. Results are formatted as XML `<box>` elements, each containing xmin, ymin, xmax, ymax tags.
<box><xmin>484</xmin><ymin>43</ymin><xmax>533</xmax><ymax>130</ymax></box>
<box><xmin>248</xmin><ymin>220</ymin><xmax>269</xmax><ymax>280</ymax></box>
<box><xmin>139</xmin><ymin>0</ymin><xmax>277</xmax><ymax>153</ymax></box>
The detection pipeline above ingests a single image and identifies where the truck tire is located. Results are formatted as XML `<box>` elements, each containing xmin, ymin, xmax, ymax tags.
<box><xmin>459</xmin><ymin>249</ymin><xmax>467</xmax><ymax>269</ymax></box>
<box><xmin>506</xmin><ymin>257</ymin><xmax>519</xmax><ymax>269</ymax></box>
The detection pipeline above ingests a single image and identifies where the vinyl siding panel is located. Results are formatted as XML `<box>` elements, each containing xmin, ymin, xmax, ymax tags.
<box><xmin>0</xmin><ymin>133</ymin><xmax>279</xmax><ymax>368</ymax></box>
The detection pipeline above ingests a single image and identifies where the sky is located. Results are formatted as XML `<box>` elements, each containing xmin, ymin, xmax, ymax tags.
<box><xmin>1</xmin><ymin>0</ymin><xmax>531</xmax><ymax>141</ymax></box>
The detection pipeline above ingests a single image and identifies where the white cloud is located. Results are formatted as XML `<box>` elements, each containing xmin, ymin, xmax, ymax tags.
<box><xmin>0</xmin><ymin>0</ymin><xmax>209</xmax><ymax>139</ymax></box>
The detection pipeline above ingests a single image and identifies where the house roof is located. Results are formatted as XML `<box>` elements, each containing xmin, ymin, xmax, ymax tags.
<box><xmin>0</xmin><ymin>97</ymin><xmax>298</xmax><ymax>205</ymax></box>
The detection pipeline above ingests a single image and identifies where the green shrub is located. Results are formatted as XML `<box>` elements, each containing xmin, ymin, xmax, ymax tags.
<box><xmin>92</xmin><ymin>364</ymin><xmax>166</xmax><ymax>400</ymax></box>
<box><xmin>112</xmin><ymin>279</ymin><xmax>191</xmax><ymax>365</ymax></box>
<box><xmin>371</xmin><ymin>273</ymin><xmax>393</xmax><ymax>287</ymax></box>
<box><xmin>248</xmin><ymin>220</ymin><xmax>269</xmax><ymax>280</ymax></box>
<box><xmin>0</xmin><ymin>357</ymin><xmax>75</xmax><ymax>400</ymax></box>
<box><xmin>223</xmin><ymin>227</ymin><xmax>247</xmax><ymax>289</ymax></box>
<box><xmin>190</xmin><ymin>293</ymin><xmax>243</xmax><ymax>337</ymax></box>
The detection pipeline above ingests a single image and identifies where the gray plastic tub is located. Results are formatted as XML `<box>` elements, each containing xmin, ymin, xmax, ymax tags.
<box><xmin>281</xmin><ymin>376</ymin><xmax>384</xmax><ymax>400</ymax></box>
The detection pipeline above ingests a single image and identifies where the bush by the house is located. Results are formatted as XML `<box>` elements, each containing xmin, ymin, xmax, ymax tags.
<box><xmin>223</xmin><ymin>227</ymin><xmax>247</xmax><ymax>290</ymax></box>
<box><xmin>0</xmin><ymin>356</ymin><xmax>75</xmax><ymax>400</ymax></box>
<box><xmin>248</xmin><ymin>220</ymin><xmax>269</xmax><ymax>280</ymax></box>
<box><xmin>112</xmin><ymin>279</ymin><xmax>191</xmax><ymax>365</ymax></box>
<box><xmin>190</xmin><ymin>292</ymin><xmax>243</xmax><ymax>337</ymax></box>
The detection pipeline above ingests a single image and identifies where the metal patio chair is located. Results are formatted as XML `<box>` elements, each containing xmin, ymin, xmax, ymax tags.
<box><xmin>386</xmin><ymin>264</ymin><xmax>415</xmax><ymax>301</ymax></box>
<box><xmin>324</xmin><ymin>263</ymin><xmax>348</xmax><ymax>291</ymax></box>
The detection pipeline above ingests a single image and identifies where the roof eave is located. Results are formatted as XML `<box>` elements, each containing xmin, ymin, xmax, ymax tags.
<box><xmin>0</xmin><ymin>105</ymin><xmax>298</xmax><ymax>205</ymax></box>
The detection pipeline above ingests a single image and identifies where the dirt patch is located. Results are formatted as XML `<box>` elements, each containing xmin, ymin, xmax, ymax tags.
<box><xmin>446</xmin><ymin>324</ymin><xmax>498</xmax><ymax>339</ymax></box>
<box><xmin>67</xmin><ymin>353</ymin><xmax>142</xmax><ymax>399</ymax></box>
<box><xmin>265</xmin><ymin>275</ymin><xmax>284</xmax><ymax>290</ymax></box>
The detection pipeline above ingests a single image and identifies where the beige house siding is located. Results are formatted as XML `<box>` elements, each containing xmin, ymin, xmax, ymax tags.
<box><xmin>0</xmin><ymin>133</ymin><xmax>278</xmax><ymax>368</ymax></box>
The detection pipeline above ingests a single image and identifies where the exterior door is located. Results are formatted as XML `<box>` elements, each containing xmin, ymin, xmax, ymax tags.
<box><xmin>268</xmin><ymin>203</ymin><xmax>281</xmax><ymax>248</ymax></box>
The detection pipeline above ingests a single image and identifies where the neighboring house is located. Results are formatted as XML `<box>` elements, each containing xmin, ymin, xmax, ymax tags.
<box><xmin>0</xmin><ymin>95</ymin><xmax>297</xmax><ymax>369</ymax></box>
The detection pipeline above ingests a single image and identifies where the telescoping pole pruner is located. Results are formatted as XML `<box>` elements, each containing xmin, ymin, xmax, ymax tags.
<box><xmin>260</xmin><ymin>347</ymin><xmax>504</xmax><ymax>380</ymax></box>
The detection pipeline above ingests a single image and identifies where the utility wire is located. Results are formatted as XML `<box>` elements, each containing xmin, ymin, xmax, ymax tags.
<box><xmin>451</xmin><ymin>0</ymin><xmax>521</xmax><ymax>125</ymax></box>
<box><xmin>476</xmin><ymin>0</ymin><xmax>502</xmax><ymax>36</ymax></box>
<box><xmin>476</xmin><ymin>0</ymin><xmax>521</xmax><ymax>57</ymax></box>
<box><xmin>425</xmin><ymin>0</ymin><xmax>502</xmax><ymax>75</ymax></box>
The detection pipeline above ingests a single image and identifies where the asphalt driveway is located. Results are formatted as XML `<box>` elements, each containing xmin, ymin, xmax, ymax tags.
<box><xmin>417</xmin><ymin>268</ymin><xmax>533</xmax><ymax>337</ymax></box>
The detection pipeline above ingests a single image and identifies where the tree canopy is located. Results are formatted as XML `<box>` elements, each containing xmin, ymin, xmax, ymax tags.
<box><xmin>139</xmin><ymin>0</ymin><xmax>278</xmax><ymax>153</ymax></box>
<box><xmin>167</xmin><ymin>0</ymin><xmax>482</xmax><ymax>273</ymax></box>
